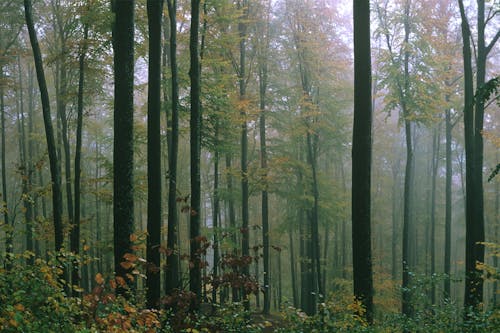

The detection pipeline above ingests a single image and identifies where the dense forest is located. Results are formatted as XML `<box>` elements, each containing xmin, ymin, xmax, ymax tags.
<box><xmin>0</xmin><ymin>0</ymin><xmax>499</xmax><ymax>332</ymax></box>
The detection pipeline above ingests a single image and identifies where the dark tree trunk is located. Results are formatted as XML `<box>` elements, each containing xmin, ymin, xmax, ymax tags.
<box><xmin>352</xmin><ymin>0</ymin><xmax>374</xmax><ymax>322</ymax></box>
<box><xmin>1</xmin><ymin>70</ymin><xmax>12</xmax><ymax>268</ymax></box>
<box><xmin>237</xmin><ymin>0</ymin><xmax>250</xmax><ymax>312</ymax></box>
<box><xmin>444</xmin><ymin>107</ymin><xmax>452</xmax><ymax>298</ymax></box>
<box><xmin>146</xmin><ymin>0</ymin><xmax>163</xmax><ymax>309</ymax></box>
<box><xmin>24</xmin><ymin>0</ymin><xmax>64</xmax><ymax>252</ymax></box>
<box><xmin>258</xmin><ymin>32</ymin><xmax>271</xmax><ymax>315</ymax></box>
<box><xmin>73</xmin><ymin>21</ymin><xmax>89</xmax><ymax>297</ymax></box>
<box><xmin>112</xmin><ymin>0</ymin><xmax>135</xmax><ymax>294</ymax></box>
<box><xmin>165</xmin><ymin>0</ymin><xmax>180</xmax><ymax>299</ymax></box>
<box><xmin>189</xmin><ymin>0</ymin><xmax>202</xmax><ymax>310</ymax></box>
<box><xmin>459</xmin><ymin>0</ymin><xmax>481</xmax><ymax>310</ymax></box>
<box><xmin>211</xmin><ymin>124</ymin><xmax>220</xmax><ymax>304</ymax></box>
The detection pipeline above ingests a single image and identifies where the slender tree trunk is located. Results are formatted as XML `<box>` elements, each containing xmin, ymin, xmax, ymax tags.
<box><xmin>289</xmin><ymin>225</ymin><xmax>298</xmax><ymax>308</ymax></box>
<box><xmin>237</xmin><ymin>0</ymin><xmax>250</xmax><ymax>311</ymax></box>
<box><xmin>112</xmin><ymin>0</ymin><xmax>135</xmax><ymax>294</ymax></box>
<box><xmin>493</xmin><ymin>155</ymin><xmax>499</xmax><ymax>306</ymax></box>
<box><xmin>212</xmin><ymin>124</ymin><xmax>220</xmax><ymax>304</ymax></box>
<box><xmin>146</xmin><ymin>0</ymin><xmax>163</xmax><ymax>309</ymax></box>
<box><xmin>444</xmin><ymin>107</ymin><xmax>452</xmax><ymax>298</ymax></box>
<box><xmin>352</xmin><ymin>0</ymin><xmax>374</xmax><ymax>322</ymax></box>
<box><xmin>24</xmin><ymin>0</ymin><xmax>64</xmax><ymax>252</ymax></box>
<box><xmin>189</xmin><ymin>0</ymin><xmax>202</xmax><ymax>309</ymax></box>
<box><xmin>259</xmin><ymin>42</ymin><xmax>271</xmax><ymax>316</ymax></box>
<box><xmin>72</xmin><ymin>21</ymin><xmax>89</xmax><ymax>297</ymax></box>
<box><xmin>1</xmin><ymin>70</ymin><xmax>12</xmax><ymax>268</ymax></box>
<box><xmin>430</xmin><ymin>125</ymin><xmax>440</xmax><ymax>304</ymax></box>
<box><xmin>17</xmin><ymin>58</ymin><xmax>35</xmax><ymax>264</ymax></box>
<box><xmin>165</xmin><ymin>0</ymin><xmax>180</xmax><ymax>299</ymax></box>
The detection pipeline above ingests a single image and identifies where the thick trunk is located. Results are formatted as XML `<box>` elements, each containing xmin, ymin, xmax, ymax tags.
<box><xmin>112</xmin><ymin>0</ymin><xmax>135</xmax><ymax>294</ymax></box>
<box><xmin>458</xmin><ymin>0</ymin><xmax>481</xmax><ymax>310</ymax></box>
<box><xmin>352</xmin><ymin>0</ymin><xmax>374</xmax><ymax>322</ymax></box>
<box><xmin>146</xmin><ymin>0</ymin><xmax>163</xmax><ymax>309</ymax></box>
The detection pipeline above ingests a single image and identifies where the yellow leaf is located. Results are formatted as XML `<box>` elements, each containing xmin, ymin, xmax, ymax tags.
<box><xmin>83</xmin><ymin>244</ymin><xmax>90</xmax><ymax>251</ymax></box>
<box><xmin>14</xmin><ymin>304</ymin><xmax>24</xmax><ymax>312</ymax></box>
<box><xmin>124</xmin><ymin>305</ymin><xmax>136</xmax><ymax>313</ymax></box>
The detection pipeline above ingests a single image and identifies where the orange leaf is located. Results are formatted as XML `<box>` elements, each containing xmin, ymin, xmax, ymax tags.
<box><xmin>95</xmin><ymin>273</ymin><xmax>104</xmax><ymax>285</ymax></box>
<box><xmin>116</xmin><ymin>276</ymin><xmax>126</xmax><ymax>287</ymax></box>
<box><xmin>123</xmin><ymin>253</ymin><xmax>138</xmax><ymax>262</ymax></box>
<box><xmin>120</xmin><ymin>261</ymin><xmax>134</xmax><ymax>270</ymax></box>
<box><xmin>130</xmin><ymin>234</ymin><xmax>138</xmax><ymax>242</ymax></box>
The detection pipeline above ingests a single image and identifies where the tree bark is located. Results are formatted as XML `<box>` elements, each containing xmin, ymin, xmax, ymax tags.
<box><xmin>352</xmin><ymin>0</ymin><xmax>374</xmax><ymax>322</ymax></box>
<box><xmin>72</xmin><ymin>19</ymin><xmax>89</xmax><ymax>297</ymax></box>
<box><xmin>189</xmin><ymin>0</ymin><xmax>202</xmax><ymax>310</ymax></box>
<box><xmin>444</xmin><ymin>106</ymin><xmax>452</xmax><ymax>299</ymax></box>
<box><xmin>112</xmin><ymin>0</ymin><xmax>135</xmax><ymax>294</ymax></box>
<box><xmin>146</xmin><ymin>0</ymin><xmax>163</xmax><ymax>309</ymax></box>
<box><xmin>165</xmin><ymin>0</ymin><xmax>180</xmax><ymax>300</ymax></box>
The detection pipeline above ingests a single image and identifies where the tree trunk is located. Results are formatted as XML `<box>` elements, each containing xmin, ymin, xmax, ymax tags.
<box><xmin>352</xmin><ymin>0</ymin><xmax>374</xmax><ymax>322</ymax></box>
<box><xmin>444</xmin><ymin>107</ymin><xmax>452</xmax><ymax>298</ymax></box>
<box><xmin>24</xmin><ymin>0</ymin><xmax>64</xmax><ymax>252</ymax></box>
<box><xmin>146</xmin><ymin>0</ymin><xmax>163</xmax><ymax>309</ymax></box>
<box><xmin>73</xmin><ymin>20</ymin><xmax>89</xmax><ymax>297</ymax></box>
<box><xmin>165</xmin><ymin>0</ymin><xmax>180</xmax><ymax>300</ymax></box>
<box><xmin>189</xmin><ymin>0</ymin><xmax>202</xmax><ymax>310</ymax></box>
<box><xmin>459</xmin><ymin>0</ymin><xmax>481</xmax><ymax>310</ymax></box>
<box><xmin>112</xmin><ymin>0</ymin><xmax>135</xmax><ymax>294</ymax></box>
<box><xmin>258</xmin><ymin>33</ymin><xmax>271</xmax><ymax>315</ymax></box>
<box><xmin>212</xmin><ymin>123</ymin><xmax>220</xmax><ymax>304</ymax></box>
<box><xmin>430</xmin><ymin>125</ymin><xmax>440</xmax><ymax>304</ymax></box>
<box><xmin>237</xmin><ymin>0</ymin><xmax>251</xmax><ymax>312</ymax></box>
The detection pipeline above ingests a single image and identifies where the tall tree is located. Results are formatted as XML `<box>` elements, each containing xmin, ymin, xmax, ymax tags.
<box><xmin>189</xmin><ymin>0</ymin><xmax>202</xmax><ymax>309</ymax></box>
<box><xmin>24</xmin><ymin>0</ymin><xmax>64</xmax><ymax>252</ymax></box>
<box><xmin>237</xmin><ymin>0</ymin><xmax>251</xmax><ymax>311</ymax></box>
<box><xmin>352</xmin><ymin>0</ymin><xmax>374</xmax><ymax>323</ymax></box>
<box><xmin>165</xmin><ymin>0</ymin><xmax>180</xmax><ymax>299</ymax></box>
<box><xmin>257</xmin><ymin>0</ymin><xmax>271</xmax><ymax>314</ymax></box>
<box><xmin>146</xmin><ymin>0</ymin><xmax>163</xmax><ymax>309</ymax></box>
<box><xmin>112</xmin><ymin>0</ymin><xmax>135</xmax><ymax>293</ymax></box>
<box><xmin>72</xmin><ymin>5</ymin><xmax>90</xmax><ymax>295</ymax></box>
<box><xmin>458</xmin><ymin>0</ymin><xmax>500</xmax><ymax>311</ymax></box>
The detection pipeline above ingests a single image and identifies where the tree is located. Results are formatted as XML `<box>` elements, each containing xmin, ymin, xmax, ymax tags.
<box><xmin>458</xmin><ymin>0</ymin><xmax>500</xmax><ymax>311</ymax></box>
<box><xmin>73</xmin><ymin>3</ymin><xmax>90</xmax><ymax>295</ymax></box>
<box><xmin>165</xmin><ymin>0</ymin><xmax>180</xmax><ymax>300</ymax></box>
<box><xmin>189</xmin><ymin>0</ymin><xmax>202</xmax><ymax>309</ymax></box>
<box><xmin>146</xmin><ymin>0</ymin><xmax>163</xmax><ymax>309</ymax></box>
<box><xmin>256</xmin><ymin>0</ymin><xmax>271</xmax><ymax>315</ymax></box>
<box><xmin>352</xmin><ymin>0</ymin><xmax>374</xmax><ymax>323</ymax></box>
<box><xmin>112</xmin><ymin>0</ymin><xmax>135</xmax><ymax>293</ymax></box>
<box><xmin>24</xmin><ymin>0</ymin><xmax>64</xmax><ymax>252</ymax></box>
